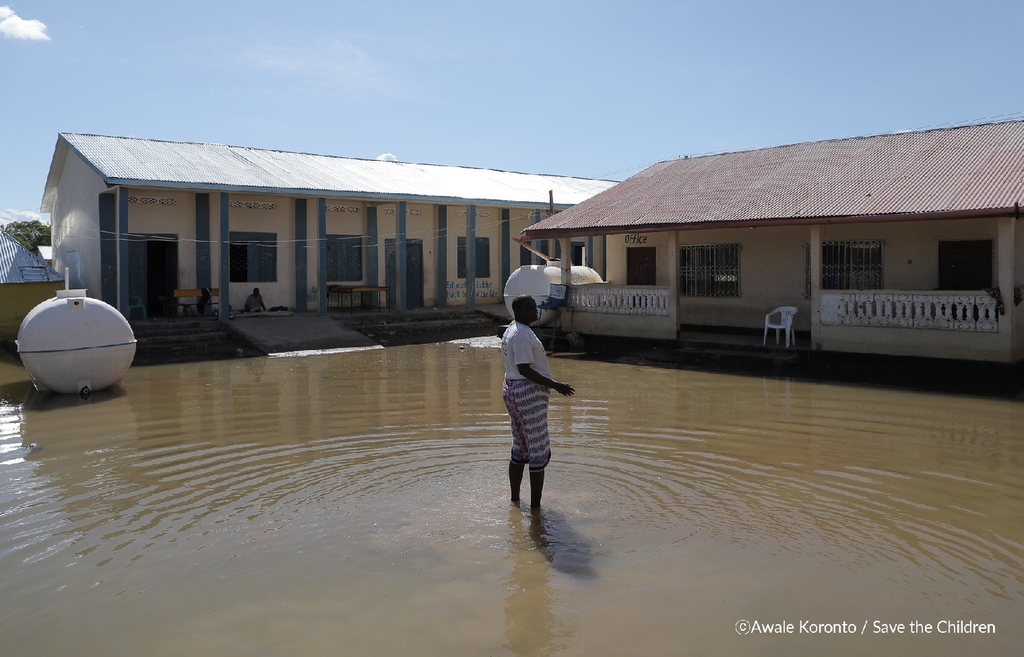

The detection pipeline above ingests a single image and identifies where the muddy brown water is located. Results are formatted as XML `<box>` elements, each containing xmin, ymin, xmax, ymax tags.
<box><xmin>1</xmin><ymin>339</ymin><xmax>1022</xmax><ymax>656</ymax></box>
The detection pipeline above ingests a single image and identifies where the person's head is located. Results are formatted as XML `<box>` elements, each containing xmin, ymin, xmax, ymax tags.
<box><xmin>253</xmin><ymin>288</ymin><xmax>260</xmax><ymax>295</ymax></box>
<box><xmin>511</xmin><ymin>294</ymin><xmax>538</xmax><ymax>324</ymax></box>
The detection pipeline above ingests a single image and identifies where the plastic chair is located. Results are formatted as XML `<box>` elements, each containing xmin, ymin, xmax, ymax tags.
<box><xmin>128</xmin><ymin>295</ymin><xmax>147</xmax><ymax>320</ymax></box>
<box><xmin>763</xmin><ymin>306</ymin><xmax>797</xmax><ymax>347</ymax></box>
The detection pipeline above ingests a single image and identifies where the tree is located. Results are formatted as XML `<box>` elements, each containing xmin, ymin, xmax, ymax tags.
<box><xmin>2</xmin><ymin>219</ymin><xmax>51</xmax><ymax>252</ymax></box>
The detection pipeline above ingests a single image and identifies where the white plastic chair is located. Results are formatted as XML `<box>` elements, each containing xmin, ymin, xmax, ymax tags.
<box><xmin>763</xmin><ymin>306</ymin><xmax>797</xmax><ymax>348</ymax></box>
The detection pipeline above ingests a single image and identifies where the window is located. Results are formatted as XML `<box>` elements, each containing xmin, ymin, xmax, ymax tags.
<box><xmin>326</xmin><ymin>234</ymin><xmax>363</xmax><ymax>282</ymax></box>
<box><xmin>679</xmin><ymin>244</ymin><xmax>740</xmax><ymax>297</ymax></box>
<box><xmin>229</xmin><ymin>231</ymin><xmax>277</xmax><ymax>282</ymax></box>
<box><xmin>805</xmin><ymin>240</ymin><xmax>883</xmax><ymax>295</ymax></box>
<box><xmin>457</xmin><ymin>236</ymin><xmax>490</xmax><ymax>278</ymax></box>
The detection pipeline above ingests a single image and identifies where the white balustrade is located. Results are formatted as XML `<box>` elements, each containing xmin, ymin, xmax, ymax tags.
<box><xmin>820</xmin><ymin>291</ymin><xmax>999</xmax><ymax>332</ymax></box>
<box><xmin>568</xmin><ymin>285</ymin><xmax>671</xmax><ymax>316</ymax></box>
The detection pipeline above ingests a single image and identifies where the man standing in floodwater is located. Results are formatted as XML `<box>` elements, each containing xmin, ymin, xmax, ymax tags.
<box><xmin>501</xmin><ymin>294</ymin><xmax>575</xmax><ymax>510</ymax></box>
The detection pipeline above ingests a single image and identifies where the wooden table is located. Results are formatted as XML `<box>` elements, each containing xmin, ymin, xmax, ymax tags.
<box><xmin>328</xmin><ymin>285</ymin><xmax>390</xmax><ymax>312</ymax></box>
<box><xmin>173</xmin><ymin>287</ymin><xmax>220</xmax><ymax>318</ymax></box>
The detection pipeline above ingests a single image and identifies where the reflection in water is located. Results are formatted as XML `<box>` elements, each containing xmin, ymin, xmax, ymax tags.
<box><xmin>0</xmin><ymin>342</ymin><xmax>1022</xmax><ymax>656</ymax></box>
<box><xmin>503</xmin><ymin>508</ymin><xmax>596</xmax><ymax>656</ymax></box>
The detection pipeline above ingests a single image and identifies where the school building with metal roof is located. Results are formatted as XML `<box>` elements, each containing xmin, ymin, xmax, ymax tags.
<box><xmin>41</xmin><ymin>133</ymin><xmax>616</xmax><ymax>321</ymax></box>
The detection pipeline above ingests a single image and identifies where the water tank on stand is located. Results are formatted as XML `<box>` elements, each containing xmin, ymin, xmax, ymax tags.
<box><xmin>503</xmin><ymin>260</ymin><xmax>603</xmax><ymax>326</ymax></box>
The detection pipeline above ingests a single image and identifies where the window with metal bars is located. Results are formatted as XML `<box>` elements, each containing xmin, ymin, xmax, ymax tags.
<box><xmin>457</xmin><ymin>236</ymin><xmax>490</xmax><ymax>278</ymax></box>
<box><xmin>678</xmin><ymin>244</ymin><xmax>741</xmax><ymax>297</ymax></box>
<box><xmin>804</xmin><ymin>240</ymin><xmax>883</xmax><ymax>296</ymax></box>
<box><xmin>326</xmin><ymin>234</ymin><xmax>363</xmax><ymax>282</ymax></box>
<box><xmin>229</xmin><ymin>231</ymin><xmax>277</xmax><ymax>282</ymax></box>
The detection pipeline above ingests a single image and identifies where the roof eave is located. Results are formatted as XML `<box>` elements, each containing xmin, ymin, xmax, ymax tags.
<box><xmin>518</xmin><ymin>207</ymin><xmax>1018</xmax><ymax>240</ymax></box>
<box><xmin>103</xmin><ymin>178</ymin><xmax>577</xmax><ymax>209</ymax></box>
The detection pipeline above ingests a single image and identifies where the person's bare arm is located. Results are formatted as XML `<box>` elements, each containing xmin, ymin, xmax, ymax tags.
<box><xmin>517</xmin><ymin>364</ymin><xmax>574</xmax><ymax>396</ymax></box>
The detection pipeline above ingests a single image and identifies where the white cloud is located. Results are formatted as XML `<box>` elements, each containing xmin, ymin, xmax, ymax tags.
<box><xmin>376</xmin><ymin>153</ymin><xmax>398</xmax><ymax>162</ymax></box>
<box><xmin>0</xmin><ymin>6</ymin><xmax>50</xmax><ymax>41</ymax></box>
<box><xmin>0</xmin><ymin>208</ymin><xmax>46</xmax><ymax>225</ymax></box>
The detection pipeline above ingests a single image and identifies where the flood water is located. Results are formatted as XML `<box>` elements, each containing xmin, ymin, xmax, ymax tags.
<box><xmin>1</xmin><ymin>339</ymin><xmax>1022</xmax><ymax>656</ymax></box>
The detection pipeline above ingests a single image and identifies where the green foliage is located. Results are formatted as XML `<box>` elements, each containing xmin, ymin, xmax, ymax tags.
<box><xmin>2</xmin><ymin>220</ymin><xmax>51</xmax><ymax>252</ymax></box>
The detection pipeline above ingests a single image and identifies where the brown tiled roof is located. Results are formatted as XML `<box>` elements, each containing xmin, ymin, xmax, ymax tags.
<box><xmin>522</xmin><ymin>120</ymin><xmax>1024</xmax><ymax>239</ymax></box>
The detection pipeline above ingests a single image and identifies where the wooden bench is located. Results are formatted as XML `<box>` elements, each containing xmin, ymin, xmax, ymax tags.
<box><xmin>328</xmin><ymin>285</ymin><xmax>390</xmax><ymax>312</ymax></box>
<box><xmin>173</xmin><ymin>288</ymin><xmax>220</xmax><ymax>317</ymax></box>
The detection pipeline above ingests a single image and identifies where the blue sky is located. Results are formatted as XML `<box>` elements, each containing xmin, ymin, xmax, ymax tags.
<box><xmin>3</xmin><ymin>0</ymin><xmax>1024</xmax><ymax>226</ymax></box>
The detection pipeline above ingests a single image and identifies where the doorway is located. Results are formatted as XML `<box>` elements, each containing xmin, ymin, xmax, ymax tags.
<box><xmin>938</xmin><ymin>240</ymin><xmax>992</xmax><ymax>290</ymax></box>
<box><xmin>627</xmin><ymin>247</ymin><xmax>657</xmax><ymax>285</ymax></box>
<box><xmin>385</xmin><ymin>239</ymin><xmax>424</xmax><ymax>310</ymax></box>
<box><xmin>127</xmin><ymin>234</ymin><xmax>179</xmax><ymax>318</ymax></box>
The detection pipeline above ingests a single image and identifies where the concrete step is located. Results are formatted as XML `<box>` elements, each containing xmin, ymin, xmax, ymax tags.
<box><xmin>131</xmin><ymin>320</ymin><xmax>226</xmax><ymax>337</ymax></box>
<box><xmin>337</xmin><ymin>311</ymin><xmax>490</xmax><ymax>329</ymax></box>
<box><xmin>672</xmin><ymin>346</ymin><xmax>801</xmax><ymax>366</ymax></box>
<box><xmin>134</xmin><ymin>333</ymin><xmax>232</xmax><ymax>347</ymax></box>
<box><xmin>129</xmin><ymin>319</ymin><xmax>256</xmax><ymax>365</ymax></box>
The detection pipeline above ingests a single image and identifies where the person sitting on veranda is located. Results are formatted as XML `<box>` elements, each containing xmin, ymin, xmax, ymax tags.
<box><xmin>244</xmin><ymin>287</ymin><xmax>267</xmax><ymax>313</ymax></box>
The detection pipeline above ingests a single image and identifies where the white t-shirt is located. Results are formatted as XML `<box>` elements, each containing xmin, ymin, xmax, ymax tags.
<box><xmin>501</xmin><ymin>321</ymin><xmax>552</xmax><ymax>380</ymax></box>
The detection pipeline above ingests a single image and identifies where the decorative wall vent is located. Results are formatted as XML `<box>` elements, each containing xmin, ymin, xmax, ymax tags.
<box><xmin>229</xmin><ymin>200</ymin><xmax>277</xmax><ymax>210</ymax></box>
<box><xmin>128</xmin><ymin>196</ymin><xmax>176</xmax><ymax>205</ymax></box>
<box><xmin>326</xmin><ymin>205</ymin><xmax>361</xmax><ymax>213</ymax></box>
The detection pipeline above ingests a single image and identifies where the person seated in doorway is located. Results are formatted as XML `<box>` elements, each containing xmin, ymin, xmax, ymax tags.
<box><xmin>244</xmin><ymin>287</ymin><xmax>267</xmax><ymax>313</ymax></box>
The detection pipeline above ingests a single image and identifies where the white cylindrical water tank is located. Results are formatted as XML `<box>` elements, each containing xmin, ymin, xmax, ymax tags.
<box><xmin>17</xmin><ymin>290</ymin><xmax>137</xmax><ymax>395</ymax></box>
<box><xmin>503</xmin><ymin>261</ymin><xmax>603</xmax><ymax>326</ymax></box>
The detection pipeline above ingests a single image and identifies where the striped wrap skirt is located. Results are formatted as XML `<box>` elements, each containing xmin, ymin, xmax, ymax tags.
<box><xmin>503</xmin><ymin>378</ymin><xmax>551</xmax><ymax>472</ymax></box>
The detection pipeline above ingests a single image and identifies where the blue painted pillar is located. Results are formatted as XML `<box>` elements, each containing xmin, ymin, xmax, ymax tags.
<box><xmin>219</xmin><ymin>193</ymin><xmax>230</xmax><ymax>323</ymax></box>
<box><xmin>99</xmin><ymin>193</ymin><xmax>117</xmax><ymax>305</ymax></box>
<box><xmin>398</xmin><ymin>201</ymin><xmax>407</xmax><ymax>313</ymax></box>
<box><xmin>501</xmin><ymin>208</ymin><xmax>510</xmax><ymax>297</ymax></box>
<box><xmin>366</xmin><ymin>206</ymin><xmax>379</xmax><ymax>287</ymax></box>
<box><xmin>436</xmin><ymin>205</ymin><xmax>447</xmax><ymax>307</ymax></box>
<box><xmin>534</xmin><ymin>209</ymin><xmax>547</xmax><ymax>263</ymax></box>
<box><xmin>467</xmin><ymin>205</ymin><xmax>476</xmax><ymax>311</ymax></box>
<box><xmin>294</xmin><ymin>199</ymin><xmax>307</xmax><ymax>312</ymax></box>
<box><xmin>318</xmin><ymin>198</ymin><xmax>327</xmax><ymax>316</ymax></box>
<box><xmin>117</xmin><ymin>187</ymin><xmax>130</xmax><ymax>317</ymax></box>
<box><xmin>587</xmin><ymin>235</ymin><xmax>595</xmax><ymax>268</ymax></box>
<box><xmin>196</xmin><ymin>193</ymin><xmax>211</xmax><ymax>289</ymax></box>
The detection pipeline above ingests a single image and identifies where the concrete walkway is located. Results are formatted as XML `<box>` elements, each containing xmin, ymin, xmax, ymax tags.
<box><xmin>227</xmin><ymin>313</ymin><xmax>379</xmax><ymax>355</ymax></box>
<box><xmin>226</xmin><ymin>304</ymin><xmax>512</xmax><ymax>356</ymax></box>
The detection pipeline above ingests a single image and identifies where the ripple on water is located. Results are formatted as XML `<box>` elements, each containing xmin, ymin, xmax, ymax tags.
<box><xmin>0</xmin><ymin>345</ymin><xmax>1022</xmax><ymax>655</ymax></box>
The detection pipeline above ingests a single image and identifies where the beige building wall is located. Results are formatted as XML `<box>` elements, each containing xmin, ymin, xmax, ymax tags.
<box><xmin>812</xmin><ymin>217</ymin><xmax>1014</xmax><ymax>361</ymax></box>
<box><xmin>221</xmin><ymin>195</ymin><xmax>293</xmax><ymax>312</ymax></box>
<box><xmin>595</xmin><ymin>217</ymin><xmax>1019</xmax><ymax>360</ymax></box>
<box><xmin>50</xmin><ymin>153</ymin><xmax>108</xmax><ymax>294</ymax></box>
<box><xmin>443</xmin><ymin>204</ymin><xmax>504</xmax><ymax>307</ymax></box>
<box><xmin>125</xmin><ymin>188</ymin><xmax>197</xmax><ymax>289</ymax></box>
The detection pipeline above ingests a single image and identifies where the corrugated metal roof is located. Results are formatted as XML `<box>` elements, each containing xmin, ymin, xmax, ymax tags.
<box><xmin>42</xmin><ymin>134</ymin><xmax>616</xmax><ymax>212</ymax></box>
<box><xmin>522</xmin><ymin>120</ymin><xmax>1024</xmax><ymax>239</ymax></box>
<box><xmin>0</xmin><ymin>231</ymin><xmax>62</xmax><ymax>284</ymax></box>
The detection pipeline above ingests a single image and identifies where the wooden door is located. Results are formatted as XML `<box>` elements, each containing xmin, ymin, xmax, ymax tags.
<box><xmin>627</xmin><ymin>247</ymin><xmax>657</xmax><ymax>285</ymax></box>
<box><xmin>939</xmin><ymin>240</ymin><xmax>992</xmax><ymax>290</ymax></box>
